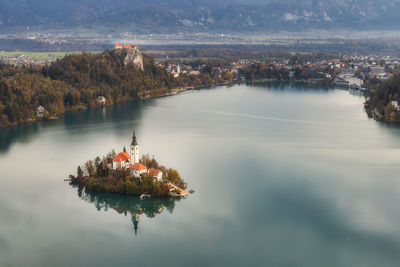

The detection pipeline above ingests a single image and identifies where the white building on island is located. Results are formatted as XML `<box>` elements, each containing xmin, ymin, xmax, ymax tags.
<box><xmin>130</xmin><ymin>131</ymin><xmax>140</xmax><ymax>164</ymax></box>
<box><xmin>112</xmin><ymin>151</ymin><xmax>131</xmax><ymax>170</ymax></box>
<box><xmin>149</xmin><ymin>169</ymin><xmax>163</xmax><ymax>181</ymax></box>
<box><xmin>130</xmin><ymin>163</ymin><xmax>148</xmax><ymax>177</ymax></box>
<box><xmin>110</xmin><ymin>131</ymin><xmax>163</xmax><ymax>180</ymax></box>
<box><xmin>391</xmin><ymin>100</ymin><xmax>400</xmax><ymax>111</ymax></box>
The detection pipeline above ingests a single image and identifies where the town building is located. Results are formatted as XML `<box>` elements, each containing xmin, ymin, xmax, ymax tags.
<box><xmin>149</xmin><ymin>169</ymin><xmax>163</xmax><ymax>181</ymax></box>
<box><xmin>96</xmin><ymin>96</ymin><xmax>106</xmax><ymax>105</ymax></box>
<box><xmin>130</xmin><ymin>163</ymin><xmax>148</xmax><ymax>177</ymax></box>
<box><xmin>371</xmin><ymin>66</ymin><xmax>385</xmax><ymax>76</ymax></box>
<box><xmin>36</xmin><ymin>106</ymin><xmax>45</xmax><ymax>117</ymax></box>
<box><xmin>391</xmin><ymin>101</ymin><xmax>400</xmax><ymax>111</ymax></box>
<box><xmin>112</xmin><ymin>151</ymin><xmax>131</xmax><ymax>170</ymax></box>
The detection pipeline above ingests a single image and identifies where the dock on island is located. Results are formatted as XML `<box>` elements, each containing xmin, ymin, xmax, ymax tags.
<box><xmin>167</xmin><ymin>183</ymin><xmax>190</xmax><ymax>197</ymax></box>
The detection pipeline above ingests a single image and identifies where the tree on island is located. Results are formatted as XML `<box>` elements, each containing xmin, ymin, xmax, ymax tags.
<box><xmin>107</xmin><ymin>150</ymin><xmax>116</xmax><ymax>159</ymax></box>
<box><xmin>85</xmin><ymin>160</ymin><xmax>95</xmax><ymax>177</ymax></box>
<box><xmin>77</xmin><ymin>166</ymin><xmax>83</xmax><ymax>179</ymax></box>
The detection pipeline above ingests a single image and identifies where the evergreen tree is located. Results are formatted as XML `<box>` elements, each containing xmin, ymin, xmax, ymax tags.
<box><xmin>77</xmin><ymin>166</ymin><xmax>83</xmax><ymax>179</ymax></box>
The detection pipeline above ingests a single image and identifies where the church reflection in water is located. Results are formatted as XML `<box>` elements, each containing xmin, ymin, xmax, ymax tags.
<box><xmin>74</xmin><ymin>185</ymin><xmax>182</xmax><ymax>236</ymax></box>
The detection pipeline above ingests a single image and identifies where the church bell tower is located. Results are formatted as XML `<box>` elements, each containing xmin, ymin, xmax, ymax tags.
<box><xmin>130</xmin><ymin>130</ymin><xmax>139</xmax><ymax>164</ymax></box>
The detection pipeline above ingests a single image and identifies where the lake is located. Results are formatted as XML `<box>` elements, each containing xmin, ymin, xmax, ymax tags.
<box><xmin>1</xmin><ymin>83</ymin><xmax>400</xmax><ymax>267</ymax></box>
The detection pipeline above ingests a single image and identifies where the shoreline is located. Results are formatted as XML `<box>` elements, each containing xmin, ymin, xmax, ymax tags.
<box><xmin>0</xmin><ymin>82</ymin><xmax>233</xmax><ymax>129</ymax></box>
<box><xmin>70</xmin><ymin>178</ymin><xmax>189</xmax><ymax>199</ymax></box>
<box><xmin>0</xmin><ymin>79</ymin><xmax>368</xmax><ymax>129</ymax></box>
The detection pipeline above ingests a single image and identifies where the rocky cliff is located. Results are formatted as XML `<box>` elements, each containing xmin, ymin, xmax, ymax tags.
<box><xmin>113</xmin><ymin>46</ymin><xmax>144</xmax><ymax>71</ymax></box>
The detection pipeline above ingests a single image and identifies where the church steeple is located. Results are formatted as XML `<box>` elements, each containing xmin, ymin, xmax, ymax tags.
<box><xmin>131</xmin><ymin>130</ymin><xmax>138</xmax><ymax>146</ymax></box>
<box><xmin>132</xmin><ymin>213</ymin><xmax>140</xmax><ymax>236</ymax></box>
<box><xmin>130</xmin><ymin>130</ymin><xmax>140</xmax><ymax>164</ymax></box>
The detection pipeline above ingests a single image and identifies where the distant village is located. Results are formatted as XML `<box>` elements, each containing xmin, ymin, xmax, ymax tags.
<box><xmin>1</xmin><ymin>45</ymin><xmax>398</xmax><ymax>94</ymax></box>
<box><xmin>163</xmin><ymin>54</ymin><xmax>400</xmax><ymax>92</ymax></box>
<box><xmin>0</xmin><ymin>52</ymin><xmax>61</xmax><ymax>66</ymax></box>
<box><xmin>3</xmin><ymin>43</ymin><xmax>400</xmax><ymax>125</ymax></box>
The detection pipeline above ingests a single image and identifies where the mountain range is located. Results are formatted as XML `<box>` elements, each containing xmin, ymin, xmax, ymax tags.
<box><xmin>1</xmin><ymin>0</ymin><xmax>400</xmax><ymax>32</ymax></box>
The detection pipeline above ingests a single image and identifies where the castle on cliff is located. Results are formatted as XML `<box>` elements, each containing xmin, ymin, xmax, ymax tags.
<box><xmin>113</xmin><ymin>43</ymin><xmax>144</xmax><ymax>70</ymax></box>
<box><xmin>114</xmin><ymin>44</ymin><xmax>139</xmax><ymax>49</ymax></box>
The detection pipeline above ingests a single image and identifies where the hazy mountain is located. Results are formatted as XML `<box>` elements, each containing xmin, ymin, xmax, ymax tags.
<box><xmin>1</xmin><ymin>0</ymin><xmax>400</xmax><ymax>32</ymax></box>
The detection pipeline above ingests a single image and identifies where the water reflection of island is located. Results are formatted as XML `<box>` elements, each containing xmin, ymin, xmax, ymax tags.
<box><xmin>75</xmin><ymin>186</ymin><xmax>181</xmax><ymax>236</ymax></box>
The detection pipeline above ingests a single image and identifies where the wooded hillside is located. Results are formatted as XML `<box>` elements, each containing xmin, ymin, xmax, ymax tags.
<box><xmin>0</xmin><ymin>50</ymin><xmax>183</xmax><ymax>127</ymax></box>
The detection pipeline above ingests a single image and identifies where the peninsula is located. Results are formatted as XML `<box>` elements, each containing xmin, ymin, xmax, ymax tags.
<box><xmin>69</xmin><ymin>131</ymin><xmax>189</xmax><ymax>198</ymax></box>
<box><xmin>365</xmin><ymin>74</ymin><xmax>400</xmax><ymax>123</ymax></box>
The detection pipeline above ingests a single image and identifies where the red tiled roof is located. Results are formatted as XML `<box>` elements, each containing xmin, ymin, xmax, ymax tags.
<box><xmin>149</xmin><ymin>169</ymin><xmax>162</xmax><ymax>176</ymax></box>
<box><xmin>112</xmin><ymin>152</ymin><xmax>130</xmax><ymax>162</ymax></box>
<box><xmin>115</xmin><ymin>44</ymin><xmax>138</xmax><ymax>48</ymax></box>
<box><xmin>130</xmin><ymin>163</ymin><xmax>147</xmax><ymax>171</ymax></box>
<box><xmin>123</xmin><ymin>44</ymin><xmax>138</xmax><ymax>48</ymax></box>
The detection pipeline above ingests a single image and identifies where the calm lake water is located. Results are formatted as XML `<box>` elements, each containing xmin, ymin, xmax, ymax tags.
<box><xmin>1</xmin><ymin>83</ymin><xmax>400</xmax><ymax>267</ymax></box>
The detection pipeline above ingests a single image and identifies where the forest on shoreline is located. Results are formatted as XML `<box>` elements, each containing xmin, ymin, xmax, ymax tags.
<box><xmin>0</xmin><ymin>48</ymin><xmax>335</xmax><ymax>128</ymax></box>
<box><xmin>0</xmin><ymin>49</ymin><xmax>232</xmax><ymax>128</ymax></box>
<box><xmin>366</xmin><ymin>74</ymin><xmax>400</xmax><ymax>122</ymax></box>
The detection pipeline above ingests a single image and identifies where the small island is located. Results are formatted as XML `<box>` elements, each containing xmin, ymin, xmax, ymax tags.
<box><xmin>69</xmin><ymin>131</ymin><xmax>190</xmax><ymax>198</ymax></box>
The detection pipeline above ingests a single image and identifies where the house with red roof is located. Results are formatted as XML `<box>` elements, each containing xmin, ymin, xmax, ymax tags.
<box><xmin>130</xmin><ymin>163</ymin><xmax>148</xmax><ymax>177</ymax></box>
<box><xmin>112</xmin><ymin>152</ymin><xmax>131</xmax><ymax>170</ymax></box>
<box><xmin>148</xmin><ymin>169</ymin><xmax>163</xmax><ymax>181</ymax></box>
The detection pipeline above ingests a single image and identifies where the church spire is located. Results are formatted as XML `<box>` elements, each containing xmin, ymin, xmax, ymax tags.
<box><xmin>130</xmin><ymin>130</ymin><xmax>139</xmax><ymax>164</ymax></box>
<box><xmin>132</xmin><ymin>213</ymin><xmax>140</xmax><ymax>236</ymax></box>
<box><xmin>134</xmin><ymin>220</ymin><xmax>138</xmax><ymax>236</ymax></box>
<box><xmin>131</xmin><ymin>130</ymin><xmax>138</xmax><ymax>146</ymax></box>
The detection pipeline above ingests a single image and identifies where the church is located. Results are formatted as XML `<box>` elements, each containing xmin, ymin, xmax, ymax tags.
<box><xmin>111</xmin><ymin>131</ymin><xmax>163</xmax><ymax>180</ymax></box>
